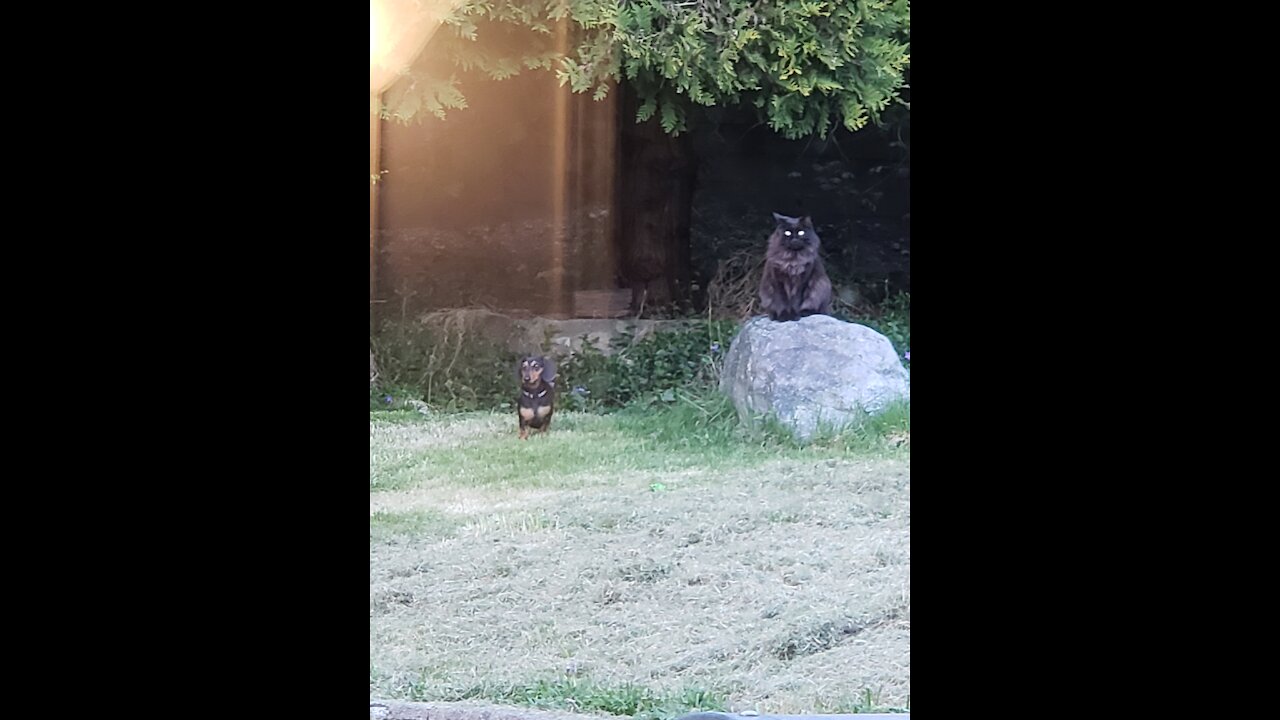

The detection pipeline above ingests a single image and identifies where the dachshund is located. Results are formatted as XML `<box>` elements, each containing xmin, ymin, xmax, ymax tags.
<box><xmin>516</xmin><ymin>355</ymin><xmax>556</xmax><ymax>440</ymax></box>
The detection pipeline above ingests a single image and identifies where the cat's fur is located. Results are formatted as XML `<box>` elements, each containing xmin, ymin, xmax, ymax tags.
<box><xmin>759</xmin><ymin>213</ymin><xmax>833</xmax><ymax>322</ymax></box>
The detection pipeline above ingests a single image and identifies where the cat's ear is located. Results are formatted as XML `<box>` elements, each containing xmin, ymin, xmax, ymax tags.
<box><xmin>801</xmin><ymin>216</ymin><xmax>814</xmax><ymax>227</ymax></box>
<box><xmin>772</xmin><ymin>212</ymin><xmax>788</xmax><ymax>223</ymax></box>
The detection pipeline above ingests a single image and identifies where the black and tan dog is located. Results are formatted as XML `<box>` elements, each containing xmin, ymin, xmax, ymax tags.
<box><xmin>516</xmin><ymin>355</ymin><xmax>556</xmax><ymax>440</ymax></box>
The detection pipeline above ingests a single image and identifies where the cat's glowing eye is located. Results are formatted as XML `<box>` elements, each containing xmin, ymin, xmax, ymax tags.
<box><xmin>798</xmin><ymin>231</ymin><xmax>805</xmax><ymax>236</ymax></box>
<box><xmin>784</xmin><ymin>231</ymin><xmax>792</xmax><ymax>236</ymax></box>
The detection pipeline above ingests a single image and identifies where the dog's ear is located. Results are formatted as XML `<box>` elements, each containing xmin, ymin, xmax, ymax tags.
<box><xmin>540</xmin><ymin>355</ymin><xmax>557</xmax><ymax>384</ymax></box>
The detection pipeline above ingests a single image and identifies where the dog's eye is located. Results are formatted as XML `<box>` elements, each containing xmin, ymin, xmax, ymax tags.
<box><xmin>798</xmin><ymin>230</ymin><xmax>805</xmax><ymax>236</ymax></box>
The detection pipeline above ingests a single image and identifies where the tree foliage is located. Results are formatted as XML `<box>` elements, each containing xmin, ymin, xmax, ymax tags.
<box><xmin>375</xmin><ymin>0</ymin><xmax>909</xmax><ymax>139</ymax></box>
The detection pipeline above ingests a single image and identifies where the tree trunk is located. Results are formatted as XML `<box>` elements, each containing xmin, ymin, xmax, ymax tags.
<box><xmin>617</xmin><ymin>84</ymin><xmax>697</xmax><ymax>315</ymax></box>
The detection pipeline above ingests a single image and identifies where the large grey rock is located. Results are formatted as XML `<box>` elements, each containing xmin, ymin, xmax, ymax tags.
<box><xmin>720</xmin><ymin>315</ymin><xmax>910</xmax><ymax>439</ymax></box>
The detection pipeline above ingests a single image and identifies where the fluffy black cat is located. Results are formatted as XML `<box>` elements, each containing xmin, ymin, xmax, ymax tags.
<box><xmin>758</xmin><ymin>213</ymin><xmax>833</xmax><ymax>322</ymax></box>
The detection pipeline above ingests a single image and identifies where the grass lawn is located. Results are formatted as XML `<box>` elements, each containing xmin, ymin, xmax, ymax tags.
<box><xmin>370</xmin><ymin>402</ymin><xmax>910</xmax><ymax>716</ymax></box>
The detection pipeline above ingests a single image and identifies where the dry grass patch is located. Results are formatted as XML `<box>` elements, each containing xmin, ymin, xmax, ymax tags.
<box><xmin>371</xmin><ymin>408</ymin><xmax>909</xmax><ymax>714</ymax></box>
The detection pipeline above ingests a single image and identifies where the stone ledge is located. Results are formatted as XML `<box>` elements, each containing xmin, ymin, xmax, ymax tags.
<box><xmin>369</xmin><ymin>700</ymin><xmax>616</xmax><ymax>720</ymax></box>
<box><xmin>413</xmin><ymin>308</ymin><xmax>685</xmax><ymax>357</ymax></box>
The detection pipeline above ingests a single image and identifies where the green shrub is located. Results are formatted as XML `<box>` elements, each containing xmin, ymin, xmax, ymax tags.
<box><xmin>370</xmin><ymin>299</ymin><xmax>907</xmax><ymax>415</ymax></box>
<box><xmin>558</xmin><ymin>320</ymin><xmax>738</xmax><ymax>411</ymax></box>
<box><xmin>370</xmin><ymin>317</ymin><xmax>517</xmax><ymax>412</ymax></box>
<box><xmin>857</xmin><ymin>291</ymin><xmax>910</xmax><ymax>369</ymax></box>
